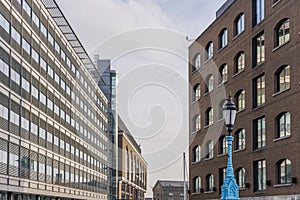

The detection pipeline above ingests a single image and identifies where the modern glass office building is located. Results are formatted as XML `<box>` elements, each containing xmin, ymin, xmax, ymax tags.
<box><xmin>0</xmin><ymin>0</ymin><xmax>109</xmax><ymax>199</ymax></box>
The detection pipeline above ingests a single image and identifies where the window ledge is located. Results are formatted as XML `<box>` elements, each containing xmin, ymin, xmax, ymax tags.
<box><xmin>204</xmin><ymin>91</ymin><xmax>213</xmax><ymax>96</ymax></box>
<box><xmin>204</xmin><ymin>124</ymin><xmax>213</xmax><ymax>129</ymax></box>
<box><xmin>273</xmin><ymin>135</ymin><xmax>291</xmax><ymax>142</ymax></box>
<box><xmin>253</xmin><ymin>104</ymin><xmax>265</xmax><ymax>111</ymax></box>
<box><xmin>272</xmin><ymin>0</ymin><xmax>281</xmax><ymax>8</ymax></box>
<box><xmin>272</xmin><ymin>88</ymin><xmax>290</xmax><ymax>97</ymax></box>
<box><xmin>239</xmin><ymin>187</ymin><xmax>247</xmax><ymax>191</ymax></box>
<box><xmin>233</xmin><ymin>148</ymin><xmax>245</xmax><ymax>153</ymax></box>
<box><xmin>254</xmin><ymin>190</ymin><xmax>266</xmax><ymax>194</ymax></box>
<box><xmin>237</xmin><ymin>109</ymin><xmax>245</xmax><ymax>114</ymax></box>
<box><xmin>204</xmin><ymin>157</ymin><xmax>214</xmax><ymax>161</ymax></box>
<box><xmin>204</xmin><ymin>57</ymin><xmax>213</xmax><ymax>64</ymax></box>
<box><xmin>232</xmin><ymin>69</ymin><xmax>245</xmax><ymax>78</ymax></box>
<box><xmin>253</xmin><ymin>61</ymin><xmax>265</xmax><ymax>69</ymax></box>
<box><xmin>232</xmin><ymin>31</ymin><xmax>245</xmax><ymax>41</ymax></box>
<box><xmin>217</xmin><ymin>81</ymin><xmax>227</xmax><ymax>88</ymax></box>
<box><xmin>191</xmin><ymin>161</ymin><xmax>201</xmax><ymax>165</ymax></box>
<box><xmin>191</xmin><ymin>192</ymin><xmax>201</xmax><ymax>195</ymax></box>
<box><xmin>217</xmin><ymin>45</ymin><xmax>228</xmax><ymax>53</ymax></box>
<box><xmin>218</xmin><ymin>153</ymin><xmax>227</xmax><ymax>158</ymax></box>
<box><xmin>204</xmin><ymin>191</ymin><xmax>214</xmax><ymax>194</ymax></box>
<box><xmin>191</xmin><ymin>99</ymin><xmax>200</xmax><ymax>105</ymax></box>
<box><xmin>273</xmin><ymin>183</ymin><xmax>291</xmax><ymax>188</ymax></box>
<box><xmin>218</xmin><ymin>118</ymin><xmax>224</xmax><ymax>123</ymax></box>
<box><xmin>273</xmin><ymin>40</ymin><xmax>290</xmax><ymax>52</ymax></box>
<box><xmin>253</xmin><ymin>147</ymin><xmax>266</xmax><ymax>152</ymax></box>
<box><xmin>191</xmin><ymin>131</ymin><xmax>198</xmax><ymax>135</ymax></box>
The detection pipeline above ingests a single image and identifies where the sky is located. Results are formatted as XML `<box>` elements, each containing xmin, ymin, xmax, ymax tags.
<box><xmin>56</xmin><ymin>0</ymin><xmax>226</xmax><ymax>197</ymax></box>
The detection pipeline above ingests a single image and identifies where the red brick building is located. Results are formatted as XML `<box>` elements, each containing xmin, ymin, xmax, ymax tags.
<box><xmin>189</xmin><ymin>0</ymin><xmax>300</xmax><ymax>199</ymax></box>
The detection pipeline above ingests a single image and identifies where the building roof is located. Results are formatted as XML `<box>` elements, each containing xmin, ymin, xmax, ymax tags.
<box><xmin>153</xmin><ymin>180</ymin><xmax>188</xmax><ymax>190</ymax></box>
<box><xmin>118</xmin><ymin>116</ymin><xmax>141</xmax><ymax>153</ymax></box>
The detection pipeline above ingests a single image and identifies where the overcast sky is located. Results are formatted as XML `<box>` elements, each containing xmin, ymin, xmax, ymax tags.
<box><xmin>56</xmin><ymin>0</ymin><xmax>226</xmax><ymax>197</ymax></box>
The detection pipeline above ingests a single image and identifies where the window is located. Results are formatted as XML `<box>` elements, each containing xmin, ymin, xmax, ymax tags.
<box><xmin>254</xmin><ymin>159</ymin><xmax>266</xmax><ymax>191</ymax></box>
<box><xmin>205</xmin><ymin>107</ymin><xmax>213</xmax><ymax>126</ymax></box>
<box><xmin>11</xmin><ymin>27</ymin><xmax>21</xmax><ymax>44</ymax></box>
<box><xmin>235</xmin><ymin>129</ymin><xmax>245</xmax><ymax>150</ymax></box>
<box><xmin>275</xmin><ymin>18</ymin><xmax>290</xmax><ymax>47</ymax></box>
<box><xmin>276</xmin><ymin>112</ymin><xmax>291</xmax><ymax>138</ymax></box>
<box><xmin>234</xmin><ymin>51</ymin><xmax>245</xmax><ymax>74</ymax></box>
<box><xmin>48</xmin><ymin>33</ymin><xmax>54</xmax><ymax>46</ymax></box>
<box><xmin>206</xmin><ymin>174</ymin><xmax>214</xmax><ymax>191</ymax></box>
<box><xmin>237</xmin><ymin>168</ymin><xmax>246</xmax><ymax>188</ymax></box>
<box><xmin>276</xmin><ymin>65</ymin><xmax>290</xmax><ymax>92</ymax></box>
<box><xmin>193</xmin><ymin>176</ymin><xmax>201</xmax><ymax>193</ymax></box>
<box><xmin>32</xmin><ymin>11</ymin><xmax>40</xmax><ymax>28</ymax></box>
<box><xmin>220</xmin><ymin>136</ymin><xmax>228</xmax><ymax>155</ymax></box>
<box><xmin>0</xmin><ymin>104</ymin><xmax>8</xmax><ymax>120</ymax></box>
<box><xmin>219</xmin><ymin>168</ymin><xmax>226</xmax><ymax>193</ymax></box>
<box><xmin>11</xmin><ymin>69</ymin><xmax>20</xmax><ymax>85</ymax></box>
<box><xmin>22</xmin><ymin>0</ymin><xmax>32</xmax><ymax>17</ymax></box>
<box><xmin>193</xmin><ymin>54</ymin><xmax>201</xmax><ymax>71</ymax></box>
<box><xmin>235</xmin><ymin>13</ymin><xmax>245</xmax><ymax>36</ymax></box>
<box><xmin>0</xmin><ymin>58</ymin><xmax>9</xmax><ymax>77</ymax></box>
<box><xmin>21</xmin><ymin>77</ymin><xmax>30</xmax><ymax>93</ymax></box>
<box><xmin>253</xmin><ymin>0</ymin><xmax>264</xmax><ymax>26</ymax></box>
<box><xmin>192</xmin><ymin>84</ymin><xmax>201</xmax><ymax>101</ymax></box>
<box><xmin>206</xmin><ymin>140</ymin><xmax>213</xmax><ymax>159</ymax></box>
<box><xmin>218</xmin><ymin>100</ymin><xmax>225</xmax><ymax>120</ymax></box>
<box><xmin>193</xmin><ymin>145</ymin><xmax>201</xmax><ymax>162</ymax></box>
<box><xmin>219</xmin><ymin>64</ymin><xmax>228</xmax><ymax>84</ymax></box>
<box><xmin>31</xmin><ymin>85</ymin><xmax>38</xmax><ymax>99</ymax></box>
<box><xmin>277</xmin><ymin>159</ymin><xmax>291</xmax><ymax>184</ymax></box>
<box><xmin>219</xmin><ymin>29</ymin><xmax>228</xmax><ymax>49</ymax></box>
<box><xmin>253</xmin><ymin>75</ymin><xmax>265</xmax><ymax>108</ymax></box>
<box><xmin>192</xmin><ymin>114</ymin><xmax>201</xmax><ymax>132</ymax></box>
<box><xmin>22</xmin><ymin>38</ymin><xmax>31</xmax><ymax>55</ymax></box>
<box><xmin>31</xmin><ymin>48</ymin><xmax>39</xmax><ymax>63</ymax></box>
<box><xmin>40</xmin><ymin>23</ymin><xmax>47</xmax><ymax>37</ymax></box>
<box><xmin>0</xmin><ymin>13</ymin><xmax>10</xmax><ymax>33</ymax></box>
<box><xmin>205</xmin><ymin>42</ymin><xmax>213</xmax><ymax>60</ymax></box>
<box><xmin>10</xmin><ymin>111</ymin><xmax>20</xmax><ymax>125</ymax></box>
<box><xmin>235</xmin><ymin>90</ymin><xmax>245</xmax><ymax>111</ymax></box>
<box><xmin>253</xmin><ymin>117</ymin><xmax>265</xmax><ymax>150</ymax></box>
<box><xmin>205</xmin><ymin>75</ymin><xmax>213</xmax><ymax>93</ymax></box>
<box><xmin>253</xmin><ymin>32</ymin><xmax>265</xmax><ymax>66</ymax></box>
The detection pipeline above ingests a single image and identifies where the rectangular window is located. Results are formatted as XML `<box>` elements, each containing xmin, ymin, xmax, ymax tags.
<box><xmin>31</xmin><ymin>48</ymin><xmax>39</xmax><ymax>63</ymax></box>
<box><xmin>11</xmin><ymin>69</ymin><xmax>20</xmax><ymax>85</ymax></box>
<box><xmin>11</xmin><ymin>27</ymin><xmax>21</xmax><ymax>44</ymax></box>
<box><xmin>39</xmin><ymin>127</ymin><xmax>46</xmax><ymax>140</ymax></box>
<box><xmin>53</xmin><ymin>135</ymin><xmax>59</xmax><ymax>147</ymax></box>
<box><xmin>47</xmin><ymin>65</ymin><xmax>54</xmax><ymax>78</ymax></box>
<box><xmin>47</xmin><ymin>132</ymin><xmax>52</xmax><ymax>143</ymax></box>
<box><xmin>54</xmin><ymin>41</ymin><xmax>60</xmax><ymax>53</ymax></box>
<box><xmin>47</xmin><ymin>98</ymin><xmax>53</xmax><ymax>110</ymax></box>
<box><xmin>10</xmin><ymin>111</ymin><xmax>20</xmax><ymax>125</ymax></box>
<box><xmin>21</xmin><ymin>77</ymin><xmax>30</xmax><ymax>93</ymax></box>
<box><xmin>31</xmin><ymin>122</ymin><xmax>38</xmax><ymax>135</ymax></box>
<box><xmin>253</xmin><ymin>0</ymin><xmax>264</xmax><ymax>26</ymax></box>
<box><xmin>0</xmin><ymin>104</ymin><xmax>9</xmax><ymax>120</ymax></box>
<box><xmin>0</xmin><ymin>58</ymin><xmax>9</xmax><ymax>77</ymax></box>
<box><xmin>21</xmin><ymin>117</ymin><xmax>29</xmax><ymax>131</ymax></box>
<box><xmin>253</xmin><ymin>74</ymin><xmax>265</xmax><ymax>108</ymax></box>
<box><xmin>48</xmin><ymin>33</ymin><xmax>54</xmax><ymax>46</ymax></box>
<box><xmin>22</xmin><ymin>38</ymin><xmax>31</xmax><ymax>55</ymax></box>
<box><xmin>40</xmin><ymin>57</ymin><xmax>47</xmax><ymax>72</ymax></box>
<box><xmin>32</xmin><ymin>11</ymin><xmax>40</xmax><ymax>28</ymax></box>
<box><xmin>40</xmin><ymin>23</ymin><xmax>47</xmax><ymax>37</ymax></box>
<box><xmin>31</xmin><ymin>85</ymin><xmax>39</xmax><ymax>99</ymax></box>
<box><xmin>0</xmin><ymin>13</ymin><xmax>10</xmax><ymax>33</ymax></box>
<box><xmin>54</xmin><ymin>73</ymin><xmax>60</xmax><ymax>84</ymax></box>
<box><xmin>40</xmin><ymin>92</ymin><xmax>46</xmax><ymax>105</ymax></box>
<box><xmin>253</xmin><ymin>117</ymin><xmax>266</xmax><ymax>150</ymax></box>
<box><xmin>22</xmin><ymin>0</ymin><xmax>32</xmax><ymax>17</ymax></box>
<box><xmin>254</xmin><ymin>159</ymin><xmax>266</xmax><ymax>191</ymax></box>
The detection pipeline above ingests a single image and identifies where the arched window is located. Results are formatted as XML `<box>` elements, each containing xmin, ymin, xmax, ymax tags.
<box><xmin>206</xmin><ymin>140</ymin><xmax>214</xmax><ymax>159</ymax></box>
<box><xmin>193</xmin><ymin>145</ymin><xmax>201</xmax><ymax>162</ymax></box>
<box><xmin>205</xmin><ymin>107</ymin><xmax>213</xmax><ymax>126</ymax></box>
<box><xmin>205</xmin><ymin>75</ymin><xmax>213</xmax><ymax>93</ymax></box>
<box><xmin>235</xmin><ymin>129</ymin><xmax>245</xmax><ymax>150</ymax></box>
<box><xmin>193</xmin><ymin>176</ymin><xmax>201</xmax><ymax>193</ymax></box>
<box><xmin>219</xmin><ymin>136</ymin><xmax>228</xmax><ymax>155</ymax></box>
<box><xmin>276</xmin><ymin>112</ymin><xmax>291</xmax><ymax>138</ymax></box>
<box><xmin>276</xmin><ymin>65</ymin><xmax>290</xmax><ymax>92</ymax></box>
<box><xmin>219</xmin><ymin>29</ymin><xmax>228</xmax><ymax>49</ymax></box>
<box><xmin>218</xmin><ymin>100</ymin><xmax>225</xmax><ymax>120</ymax></box>
<box><xmin>193</xmin><ymin>53</ymin><xmax>201</xmax><ymax>71</ymax></box>
<box><xmin>234</xmin><ymin>51</ymin><xmax>245</xmax><ymax>74</ymax></box>
<box><xmin>192</xmin><ymin>84</ymin><xmax>201</xmax><ymax>101</ymax></box>
<box><xmin>219</xmin><ymin>64</ymin><xmax>228</xmax><ymax>84</ymax></box>
<box><xmin>236</xmin><ymin>168</ymin><xmax>246</xmax><ymax>188</ymax></box>
<box><xmin>235</xmin><ymin>90</ymin><xmax>245</xmax><ymax>111</ymax></box>
<box><xmin>277</xmin><ymin>159</ymin><xmax>291</xmax><ymax>184</ymax></box>
<box><xmin>205</xmin><ymin>42</ymin><xmax>213</xmax><ymax>60</ymax></box>
<box><xmin>192</xmin><ymin>114</ymin><xmax>201</xmax><ymax>132</ymax></box>
<box><xmin>275</xmin><ymin>18</ymin><xmax>290</xmax><ymax>47</ymax></box>
<box><xmin>235</xmin><ymin>13</ymin><xmax>245</xmax><ymax>36</ymax></box>
<box><xmin>206</xmin><ymin>174</ymin><xmax>214</xmax><ymax>191</ymax></box>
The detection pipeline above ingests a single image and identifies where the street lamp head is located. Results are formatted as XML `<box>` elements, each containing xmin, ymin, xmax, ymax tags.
<box><xmin>223</xmin><ymin>95</ymin><xmax>237</xmax><ymax>134</ymax></box>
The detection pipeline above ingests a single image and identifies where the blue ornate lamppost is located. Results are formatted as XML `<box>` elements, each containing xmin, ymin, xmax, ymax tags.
<box><xmin>221</xmin><ymin>96</ymin><xmax>240</xmax><ymax>200</ymax></box>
